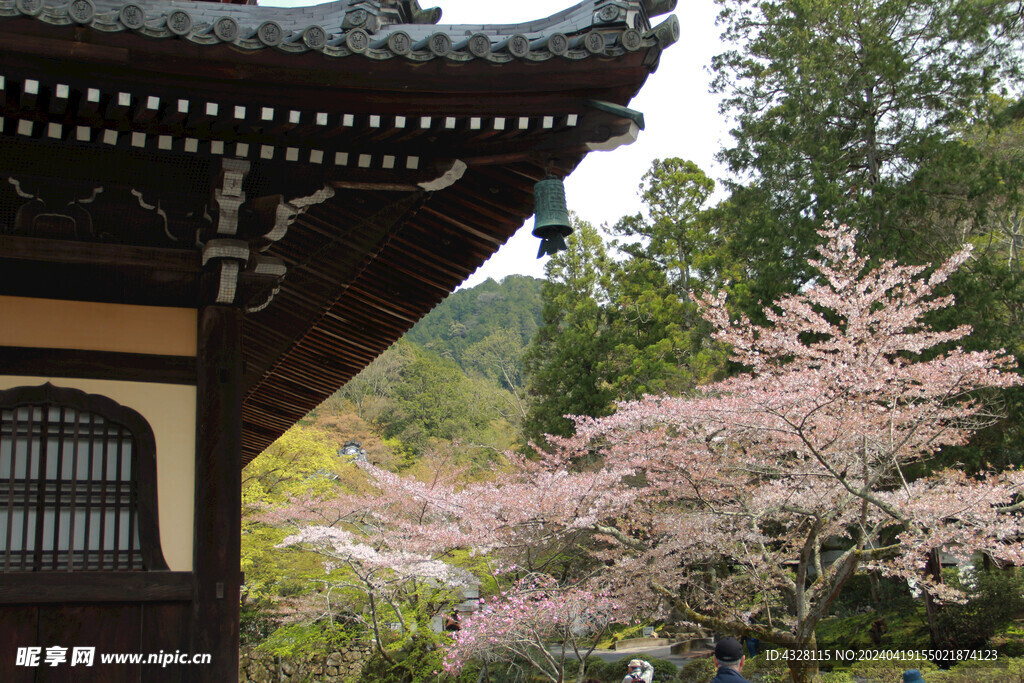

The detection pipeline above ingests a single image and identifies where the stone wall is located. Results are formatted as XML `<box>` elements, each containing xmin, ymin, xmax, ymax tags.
<box><xmin>239</xmin><ymin>643</ymin><xmax>372</xmax><ymax>683</ymax></box>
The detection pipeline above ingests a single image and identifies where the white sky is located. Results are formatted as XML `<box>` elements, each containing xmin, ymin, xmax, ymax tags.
<box><xmin>268</xmin><ymin>0</ymin><xmax>731</xmax><ymax>286</ymax></box>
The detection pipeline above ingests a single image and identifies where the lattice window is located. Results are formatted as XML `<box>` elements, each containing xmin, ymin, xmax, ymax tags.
<box><xmin>0</xmin><ymin>384</ymin><xmax>167</xmax><ymax>572</ymax></box>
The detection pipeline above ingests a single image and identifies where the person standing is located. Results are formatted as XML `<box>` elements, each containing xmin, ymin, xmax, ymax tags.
<box><xmin>622</xmin><ymin>659</ymin><xmax>654</xmax><ymax>683</ymax></box>
<box><xmin>710</xmin><ymin>637</ymin><xmax>750</xmax><ymax>683</ymax></box>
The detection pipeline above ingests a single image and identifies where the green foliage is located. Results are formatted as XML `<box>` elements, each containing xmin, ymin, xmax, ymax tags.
<box><xmin>563</xmin><ymin>654</ymin><xmax>605</xmax><ymax>680</ymax></box>
<box><xmin>824</xmin><ymin>573</ymin><xmax>919</xmax><ymax>619</ymax></box>
<box><xmin>848</xmin><ymin>657</ymin><xmax>938</xmax><ymax>683</ymax></box>
<box><xmin>611</xmin><ymin>158</ymin><xmax>717</xmax><ymax>292</ymax></box>
<box><xmin>647</xmin><ymin>657</ymin><xmax>679</xmax><ymax>681</ymax></box>
<box><xmin>524</xmin><ymin>162</ymin><xmax>733</xmax><ymax>442</ymax></box>
<box><xmin>524</xmin><ymin>217</ymin><xmax>618</xmax><ymax>441</ymax></box>
<box><xmin>396</xmin><ymin>633</ymin><xmax>451</xmax><ymax>683</ymax></box>
<box><xmin>818</xmin><ymin>673</ymin><xmax>852</xmax><ymax>683</ymax></box>
<box><xmin>742</xmin><ymin>653</ymin><xmax>789</xmax><ymax>683</ymax></box>
<box><xmin>239</xmin><ymin>601</ymin><xmax>280</xmax><ymax>646</ymax></box>
<box><xmin>928</xmin><ymin>657</ymin><xmax>1024</xmax><ymax>683</ymax></box>
<box><xmin>241</xmin><ymin>423</ymin><xmax>357</xmax><ymax>606</ymax></box>
<box><xmin>675</xmin><ymin>657</ymin><xmax>717</xmax><ymax>683</ymax></box>
<box><xmin>405</xmin><ymin>274</ymin><xmax>544</xmax><ymax>375</ymax></box>
<box><xmin>240</xmin><ymin>523</ymin><xmax>297</xmax><ymax>604</ymax></box>
<box><xmin>815</xmin><ymin>601</ymin><xmax>930</xmax><ymax>652</ymax></box>
<box><xmin>990</xmin><ymin>623</ymin><xmax>1024</xmax><ymax>658</ymax></box>
<box><xmin>255</xmin><ymin>621</ymin><xmax>352</xmax><ymax>660</ymax></box>
<box><xmin>356</xmin><ymin>339</ymin><xmax>521</xmax><ymax>460</ymax></box>
<box><xmin>934</xmin><ymin>567</ymin><xmax>1024</xmax><ymax>650</ymax></box>
<box><xmin>602</xmin><ymin>159</ymin><xmax>731</xmax><ymax>400</ymax></box>
<box><xmin>359</xmin><ymin>633</ymin><xmax>464</xmax><ymax>683</ymax></box>
<box><xmin>241</xmin><ymin>425</ymin><xmax>342</xmax><ymax>508</ymax></box>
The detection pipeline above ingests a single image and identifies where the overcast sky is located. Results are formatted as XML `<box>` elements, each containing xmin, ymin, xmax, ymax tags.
<box><xmin>269</xmin><ymin>0</ymin><xmax>731</xmax><ymax>286</ymax></box>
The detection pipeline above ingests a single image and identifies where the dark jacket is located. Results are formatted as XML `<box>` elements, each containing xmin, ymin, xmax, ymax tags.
<box><xmin>710</xmin><ymin>665</ymin><xmax>750</xmax><ymax>683</ymax></box>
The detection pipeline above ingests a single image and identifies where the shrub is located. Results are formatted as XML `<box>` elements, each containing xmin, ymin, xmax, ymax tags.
<box><xmin>819</xmin><ymin>672</ymin><xmax>852</xmax><ymax>683</ymax></box>
<box><xmin>741</xmin><ymin>653</ymin><xmax>789</xmax><ymax>683</ymax></box>
<box><xmin>357</xmin><ymin>632</ymin><xmax>455</xmax><ymax>683</ymax></box>
<box><xmin>564</xmin><ymin>655</ymin><xmax>605</xmax><ymax>680</ymax></box>
<box><xmin>647</xmin><ymin>657</ymin><xmax>678</xmax><ymax>681</ymax></box>
<box><xmin>239</xmin><ymin>601</ymin><xmax>281</xmax><ymax>646</ymax></box>
<box><xmin>254</xmin><ymin>621</ymin><xmax>350</xmax><ymax>661</ymax></box>
<box><xmin>848</xmin><ymin>658</ymin><xmax>937</xmax><ymax>683</ymax></box>
<box><xmin>991</xmin><ymin>624</ymin><xmax>1024</xmax><ymax>658</ymax></box>
<box><xmin>816</xmin><ymin>604</ymin><xmax>930</xmax><ymax>652</ymax></box>
<box><xmin>934</xmin><ymin>567</ymin><xmax>1024</xmax><ymax>650</ymax></box>
<box><xmin>926</xmin><ymin>656</ymin><xmax>1024</xmax><ymax>683</ymax></box>
<box><xmin>675</xmin><ymin>657</ymin><xmax>716</xmax><ymax>683</ymax></box>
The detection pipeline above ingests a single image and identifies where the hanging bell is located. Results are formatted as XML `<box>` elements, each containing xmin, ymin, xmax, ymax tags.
<box><xmin>532</xmin><ymin>176</ymin><xmax>572</xmax><ymax>258</ymax></box>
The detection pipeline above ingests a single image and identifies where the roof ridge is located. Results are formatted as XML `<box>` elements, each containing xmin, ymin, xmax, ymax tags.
<box><xmin>0</xmin><ymin>0</ymin><xmax>678</xmax><ymax>62</ymax></box>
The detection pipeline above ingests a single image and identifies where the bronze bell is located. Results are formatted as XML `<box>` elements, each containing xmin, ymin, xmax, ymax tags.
<box><xmin>532</xmin><ymin>176</ymin><xmax>572</xmax><ymax>258</ymax></box>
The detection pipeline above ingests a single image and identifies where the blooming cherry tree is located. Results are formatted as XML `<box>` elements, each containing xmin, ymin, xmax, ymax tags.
<box><xmin>259</xmin><ymin>460</ymin><xmax>479</xmax><ymax>665</ymax></box>
<box><xmin>261</xmin><ymin>224</ymin><xmax>1024</xmax><ymax>683</ymax></box>
<box><xmin>442</xmin><ymin>575</ymin><xmax>618</xmax><ymax>683</ymax></box>
<box><xmin>559</xmin><ymin>223</ymin><xmax>1024</xmax><ymax>682</ymax></box>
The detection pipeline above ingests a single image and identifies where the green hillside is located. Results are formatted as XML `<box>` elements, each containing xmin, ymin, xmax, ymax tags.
<box><xmin>404</xmin><ymin>274</ymin><xmax>543</xmax><ymax>376</ymax></box>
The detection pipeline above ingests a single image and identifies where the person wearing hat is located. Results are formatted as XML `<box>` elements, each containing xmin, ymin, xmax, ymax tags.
<box><xmin>622</xmin><ymin>658</ymin><xmax>654</xmax><ymax>683</ymax></box>
<box><xmin>710</xmin><ymin>637</ymin><xmax>750</xmax><ymax>682</ymax></box>
<box><xmin>903</xmin><ymin>670</ymin><xmax>925</xmax><ymax>682</ymax></box>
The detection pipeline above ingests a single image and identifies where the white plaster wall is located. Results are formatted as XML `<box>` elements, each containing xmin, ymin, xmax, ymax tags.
<box><xmin>0</xmin><ymin>375</ymin><xmax>195</xmax><ymax>572</ymax></box>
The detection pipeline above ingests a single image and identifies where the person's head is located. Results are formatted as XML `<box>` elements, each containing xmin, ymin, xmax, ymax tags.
<box><xmin>903</xmin><ymin>670</ymin><xmax>925</xmax><ymax>683</ymax></box>
<box><xmin>714</xmin><ymin>637</ymin><xmax>745</xmax><ymax>671</ymax></box>
<box><xmin>626</xmin><ymin>659</ymin><xmax>643</xmax><ymax>674</ymax></box>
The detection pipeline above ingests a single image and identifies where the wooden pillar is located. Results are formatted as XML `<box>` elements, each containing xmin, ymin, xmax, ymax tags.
<box><xmin>190</xmin><ymin>304</ymin><xmax>243</xmax><ymax>681</ymax></box>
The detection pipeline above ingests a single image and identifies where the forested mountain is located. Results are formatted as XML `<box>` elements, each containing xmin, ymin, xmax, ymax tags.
<box><xmin>311</xmin><ymin>275</ymin><xmax>543</xmax><ymax>466</ymax></box>
<box><xmin>404</xmin><ymin>274</ymin><xmax>543</xmax><ymax>373</ymax></box>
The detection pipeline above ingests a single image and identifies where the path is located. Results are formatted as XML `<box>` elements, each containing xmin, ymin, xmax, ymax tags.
<box><xmin>551</xmin><ymin>640</ymin><xmax>714</xmax><ymax>669</ymax></box>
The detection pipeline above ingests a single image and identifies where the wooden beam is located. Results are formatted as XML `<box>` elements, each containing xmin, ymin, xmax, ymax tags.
<box><xmin>0</xmin><ymin>347</ymin><xmax>197</xmax><ymax>385</ymax></box>
<box><xmin>0</xmin><ymin>572</ymin><xmax>193</xmax><ymax>603</ymax></box>
<box><xmin>329</xmin><ymin>180</ymin><xmax>421</xmax><ymax>192</ymax></box>
<box><xmin>0</xmin><ymin>235</ymin><xmax>199</xmax><ymax>271</ymax></box>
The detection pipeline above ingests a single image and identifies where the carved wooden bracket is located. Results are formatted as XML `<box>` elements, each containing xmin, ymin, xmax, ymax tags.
<box><xmin>7</xmin><ymin>176</ymin><xmax>103</xmax><ymax>241</ymax></box>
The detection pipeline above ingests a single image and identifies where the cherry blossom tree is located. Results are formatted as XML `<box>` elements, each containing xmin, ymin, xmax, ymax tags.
<box><xmin>258</xmin><ymin>456</ymin><xmax>480</xmax><ymax>667</ymax></box>
<box><xmin>559</xmin><ymin>222</ymin><xmax>1024</xmax><ymax>681</ymax></box>
<box><xmin>357</xmin><ymin>223</ymin><xmax>1024</xmax><ymax>683</ymax></box>
<box><xmin>442</xmin><ymin>575</ymin><xmax>618</xmax><ymax>683</ymax></box>
<box><xmin>261</xmin><ymin>223</ymin><xmax>1024</xmax><ymax>683</ymax></box>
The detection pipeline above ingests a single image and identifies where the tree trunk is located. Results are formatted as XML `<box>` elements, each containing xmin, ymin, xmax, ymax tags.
<box><xmin>785</xmin><ymin>633</ymin><xmax>821</xmax><ymax>683</ymax></box>
<box><xmin>786</xmin><ymin>656</ymin><xmax>820</xmax><ymax>683</ymax></box>
<box><xmin>923</xmin><ymin>548</ymin><xmax>946</xmax><ymax>648</ymax></box>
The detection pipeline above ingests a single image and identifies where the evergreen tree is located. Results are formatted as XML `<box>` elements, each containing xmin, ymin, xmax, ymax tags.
<box><xmin>523</xmin><ymin>217</ymin><xmax>616</xmax><ymax>442</ymax></box>
<box><xmin>603</xmin><ymin>159</ymin><xmax>731</xmax><ymax>398</ymax></box>
<box><xmin>712</xmin><ymin>0</ymin><xmax>1023</xmax><ymax>311</ymax></box>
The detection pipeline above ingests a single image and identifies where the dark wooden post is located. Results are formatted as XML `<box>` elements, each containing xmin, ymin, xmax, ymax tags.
<box><xmin>190</xmin><ymin>303</ymin><xmax>243</xmax><ymax>681</ymax></box>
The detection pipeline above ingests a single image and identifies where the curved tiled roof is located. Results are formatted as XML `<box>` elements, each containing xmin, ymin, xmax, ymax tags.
<box><xmin>0</xmin><ymin>0</ymin><xmax>679</xmax><ymax>61</ymax></box>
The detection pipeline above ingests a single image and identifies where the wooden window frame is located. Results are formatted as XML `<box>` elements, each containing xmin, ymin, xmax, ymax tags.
<box><xmin>0</xmin><ymin>382</ymin><xmax>169</xmax><ymax>573</ymax></box>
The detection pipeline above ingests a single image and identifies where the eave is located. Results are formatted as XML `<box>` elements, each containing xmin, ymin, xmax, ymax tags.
<box><xmin>0</xmin><ymin>0</ymin><xmax>679</xmax><ymax>466</ymax></box>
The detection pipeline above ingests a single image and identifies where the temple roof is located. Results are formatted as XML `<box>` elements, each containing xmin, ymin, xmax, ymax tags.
<box><xmin>0</xmin><ymin>0</ymin><xmax>679</xmax><ymax>62</ymax></box>
<box><xmin>0</xmin><ymin>0</ymin><xmax>679</xmax><ymax>465</ymax></box>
